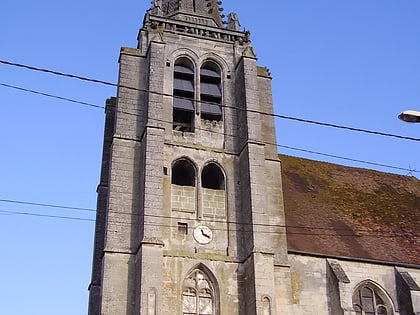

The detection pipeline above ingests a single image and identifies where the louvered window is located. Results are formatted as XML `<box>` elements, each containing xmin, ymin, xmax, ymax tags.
<box><xmin>173</xmin><ymin>59</ymin><xmax>195</xmax><ymax>132</ymax></box>
<box><xmin>200</xmin><ymin>63</ymin><xmax>222</xmax><ymax>121</ymax></box>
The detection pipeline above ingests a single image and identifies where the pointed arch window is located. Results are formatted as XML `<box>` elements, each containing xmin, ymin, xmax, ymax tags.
<box><xmin>353</xmin><ymin>283</ymin><xmax>392</xmax><ymax>315</ymax></box>
<box><xmin>182</xmin><ymin>269</ymin><xmax>216</xmax><ymax>315</ymax></box>
<box><xmin>200</xmin><ymin>62</ymin><xmax>222</xmax><ymax>121</ymax></box>
<box><xmin>173</xmin><ymin>58</ymin><xmax>195</xmax><ymax>132</ymax></box>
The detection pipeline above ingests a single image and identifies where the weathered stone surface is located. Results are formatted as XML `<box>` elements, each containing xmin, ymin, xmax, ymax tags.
<box><xmin>88</xmin><ymin>2</ymin><xmax>420</xmax><ymax>315</ymax></box>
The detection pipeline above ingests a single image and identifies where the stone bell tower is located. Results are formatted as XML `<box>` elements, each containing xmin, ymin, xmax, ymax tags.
<box><xmin>88</xmin><ymin>1</ymin><xmax>291</xmax><ymax>314</ymax></box>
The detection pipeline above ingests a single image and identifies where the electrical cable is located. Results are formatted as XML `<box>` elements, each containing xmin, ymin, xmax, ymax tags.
<box><xmin>0</xmin><ymin>83</ymin><xmax>104</xmax><ymax>109</ymax></box>
<box><xmin>0</xmin><ymin>60</ymin><xmax>118</xmax><ymax>88</ymax></box>
<box><xmin>0</xmin><ymin>208</ymin><xmax>417</xmax><ymax>239</ymax></box>
<box><xmin>0</xmin><ymin>199</ymin><xmax>418</xmax><ymax>239</ymax></box>
<box><xmin>0</xmin><ymin>60</ymin><xmax>418</xmax><ymax>237</ymax></box>
<box><xmin>0</xmin><ymin>209</ymin><xmax>94</xmax><ymax>222</ymax></box>
<box><xmin>1</xmin><ymin>81</ymin><xmax>418</xmax><ymax>174</ymax></box>
<box><xmin>0</xmin><ymin>198</ymin><xmax>96</xmax><ymax>212</ymax></box>
<box><xmin>0</xmin><ymin>198</ymin><xmax>405</xmax><ymax>233</ymax></box>
<box><xmin>1</xmin><ymin>59</ymin><xmax>419</xmax><ymax>142</ymax></box>
<box><xmin>277</xmin><ymin>144</ymin><xmax>417</xmax><ymax>173</ymax></box>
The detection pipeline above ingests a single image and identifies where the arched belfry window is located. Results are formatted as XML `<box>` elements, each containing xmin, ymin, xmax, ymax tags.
<box><xmin>171</xmin><ymin>159</ymin><xmax>196</xmax><ymax>213</ymax></box>
<box><xmin>201</xmin><ymin>163</ymin><xmax>226</xmax><ymax>217</ymax></box>
<box><xmin>173</xmin><ymin>58</ymin><xmax>195</xmax><ymax>132</ymax></box>
<box><xmin>172</xmin><ymin>159</ymin><xmax>195</xmax><ymax>187</ymax></box>
<box><xmin>200</xmin><ymin>62</ymin><xmax>222</xmax><ymax>121</ymax></box>
<box><xmin>202</xmin><ymin>163</ymin><xmax>225</xmax><ymax>190</ymax></box>
<box><xmin>182</xmin><ymin>268</ymin><xmax>217</xmax><ymax>315</ymax></box>
<box><xmin>353</xmin><ymin>282</ymin><xmax>393</xmax><ymax>315</ymax></box>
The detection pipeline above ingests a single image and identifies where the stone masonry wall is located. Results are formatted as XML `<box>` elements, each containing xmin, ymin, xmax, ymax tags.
<box><xmin>202</xmin><ymin>188</ymin><xmax>226</xmax><ymax>217</ymax></box>
<box><xmin>171</xmin><ymin>184</ymin><xmax>196</xmax><ymax>213</ymax></box>
<box><xmin>288</xmin><ymin>253</ymin><xmax>420</xmax><ymax>314</ymax></box>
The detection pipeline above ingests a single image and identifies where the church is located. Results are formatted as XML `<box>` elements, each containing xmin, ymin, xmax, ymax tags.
<box><xmin>87</xmin><ymin>1</ymin><xmax>420</xmax><ymax>314</ymax></box>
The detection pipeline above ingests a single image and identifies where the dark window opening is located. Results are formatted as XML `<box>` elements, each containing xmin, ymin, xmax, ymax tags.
<box><xmin>174</xmin><ymin>59</ymin><xmax>195</xmax><ymax>132</ymax></box>
<box><xmin>200</xmin><ymin>62</ymin><xmax>222</xmax><ymax>121</ymax></box>
<box><xmin>172</xmin><ymin>160</ymin><xmax>196</xmax><ymax>186</ymax></box>
<box><xmin>202</xmin><ymin>164</ymin><xmax>224</xmax><ymax>190</ymax></box>
<box><xmin>173</xmin><ymin>108</ymin><xmax>194</xmax><ymax>132</ymax></box>
<box><xmin>178</xmin><ymin>222</ymin><xmax>188</xmax><ymax>235</ymax></box>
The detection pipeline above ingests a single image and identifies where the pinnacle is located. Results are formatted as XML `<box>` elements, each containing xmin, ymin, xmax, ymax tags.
<box><xmin>150</xmin><ymin>0</ymin><xmax>227</xmax><ymax>28</ymax></box>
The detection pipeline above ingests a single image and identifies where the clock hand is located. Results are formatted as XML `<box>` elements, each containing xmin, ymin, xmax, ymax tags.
<box><xmin>201</xmin><ymin>229</ymin><xmax>211</xmax><ymax>239</ymax></box>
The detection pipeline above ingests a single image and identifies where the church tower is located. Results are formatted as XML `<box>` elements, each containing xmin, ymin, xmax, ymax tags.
<box><xmin>88</xmin><ymin>1</ymin><xmax>290</xmax><ymax>314</ymax></box>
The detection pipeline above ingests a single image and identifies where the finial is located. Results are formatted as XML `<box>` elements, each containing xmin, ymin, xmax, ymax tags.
<box><xmin>150</xmin><ymin>0</ymin><xmax>163</xmax><ymax>16</ymax></box>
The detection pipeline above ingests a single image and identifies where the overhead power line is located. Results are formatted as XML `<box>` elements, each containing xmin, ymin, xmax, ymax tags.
<box><xmin>277</xmin><ymin>144</ymin><xmax>418</xmax><ymax>173</ymax></box>
<box><xmin>1</xmin><ymin>59</ymin><xmax>419</xmax><ymax>142</ymax></box>
<box><xmin>0</xmin><ymin>198</ymin><xmax>407</xmax><ymax>233</ymax></box>
<box><xmin>0</xmin><ymin>59</ymin><xmax>117</xmax><ymax>88</ymax></box>
<box><xmin>0</xmin><ymin>198</ymin><xmax>95</xmax><ymax>212</ymax></box>
<box><xmin>0</xmin><ymin>199</ymin><xmax>418</xmax><ymax>240</ymax></box>
<box><xmin>0</xmin><ymin>83</ymin><xmax>104</xmax><ymax>109</ymax></box>
<box><xmin>0</xmin><ymin>208</ymin><xmax>417</xmax><ymax>239</ymax></box>
<box><xmin>274</xmin><ymin>114</ymin><xmax>420</xmax><ymax>142</ymax></box>
<box><xmin>1</xmin><ymin>81</ymin><xmax>418</xmax><ymax>174</ymax></box>
<box><xmin>0</xmin><ymin>209</ymin><xmax>94</xmax><ymax>222</ymax></box>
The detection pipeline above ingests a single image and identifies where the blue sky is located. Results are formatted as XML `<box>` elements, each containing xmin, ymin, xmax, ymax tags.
<box><xmin>0</xmin><ymin>1</ymin><xmax>419</xmax><ymax>314</ymax></box>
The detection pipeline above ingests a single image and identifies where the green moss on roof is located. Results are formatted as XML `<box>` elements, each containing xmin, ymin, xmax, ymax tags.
<box><xmin>280</xmin><ymin>154</ymin><xmax>420</xmax><ymax>265</ymax></box>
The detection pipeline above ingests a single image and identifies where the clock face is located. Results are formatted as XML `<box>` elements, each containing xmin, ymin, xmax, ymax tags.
<box><xmin>193</xmin><ymin>225</ymin><xmax>213</xmax><ymax>244</ymax></box>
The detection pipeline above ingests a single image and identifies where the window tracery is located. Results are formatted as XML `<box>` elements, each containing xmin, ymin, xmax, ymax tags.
<box><xmin>353</xmin><ymin>283</ymin><xmax>392</xmax><ymax>315</ymax></box>
<box><xmin>182</xmin><ymin>269</ymin><xmax>216</xmax><ymax>315</ymax></box>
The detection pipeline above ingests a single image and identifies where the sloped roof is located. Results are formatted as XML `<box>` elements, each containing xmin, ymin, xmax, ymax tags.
<box><xmin>280</xmin><ymin>154</ymin><xmax>420</xmax><ymax>266</ymax></box>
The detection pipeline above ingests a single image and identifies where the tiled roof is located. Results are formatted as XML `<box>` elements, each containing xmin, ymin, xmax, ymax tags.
<box><xmin>280</xmin><ymin>154</ymin><xmax>420</xmax><ymax>265</ymax></box>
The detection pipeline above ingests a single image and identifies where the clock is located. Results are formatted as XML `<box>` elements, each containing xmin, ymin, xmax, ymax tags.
<box><xmin>193</xmin><ymin>225</ymin><xmax>213</xmax><ymax>244</ymax></box>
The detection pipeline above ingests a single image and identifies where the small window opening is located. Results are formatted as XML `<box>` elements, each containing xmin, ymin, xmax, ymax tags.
<box><xmin>174</xmin><ymin>58</ymin><xmax>195</xmax><ymax>132</ymax></box>
<box><xmin>173</xmin><ymin>109</ymin><xmax>195</xmax><ymax>132</ymax></box>
<box><xmin>172</xmin><ymin>160</ymin><xmax>196</xmax><ymax>187</ymax></box>
<box><xmin>178</xmin><ymin>222</ymin><xmax>188</xmax><ymax>235</ymax></box>
<box><xmin>202</xmin><ymin>164</ymin><xmax>224</xmax><ymax>190</ymax></box>
<box><xmin>200</xmin><ymin>62</ymin><xmax>222</xmax><ymax>121</ymax></box>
